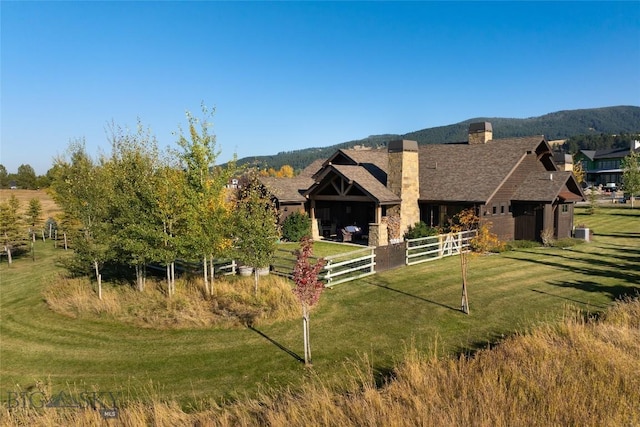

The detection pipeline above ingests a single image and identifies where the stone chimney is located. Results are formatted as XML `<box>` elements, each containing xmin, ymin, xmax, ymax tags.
<box><xmin>386</xmin><ymin>140</ymin><xmax>420</xmax><ymax>238</ymax></box>
<box><xmin>468</xmin><ymin>122</ymin><xmax>493</xmax><ymax>144</ymax></box>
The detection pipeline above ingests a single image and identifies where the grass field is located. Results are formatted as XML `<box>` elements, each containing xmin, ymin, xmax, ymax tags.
<box><xmin>1</xmin><ymin>205</ymin><xmax>638</xmax><ymax>409</ymax></box>
<box><xmin>0</xmin><ymin>189</ymin><xmax>61</xmax><ymax>220</ymax></box>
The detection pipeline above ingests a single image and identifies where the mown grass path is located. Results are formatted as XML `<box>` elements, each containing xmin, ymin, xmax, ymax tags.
<box><xmin>1</xmin><ymin>206</ymin><xmax>638</xmax><ymax>406</ymax></box>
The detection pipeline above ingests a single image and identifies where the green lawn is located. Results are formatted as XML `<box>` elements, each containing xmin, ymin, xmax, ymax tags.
<box><xmin>278</xmin><ymin>239</ymin><xmax>364</xmax><ymax>258</ymax></box>
<box><xmin>1</xmin><ymin>205</ymin><xmax>638</xmax><ymax>407</ymax></box>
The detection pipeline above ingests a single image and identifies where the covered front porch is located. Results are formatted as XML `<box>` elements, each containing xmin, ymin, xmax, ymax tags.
<box><xmin>304</xmin><ymin>165</ymin><xmax>401</xmax><ymax>246</ymax></box>
<box><xmin>309</xmin><ymin>200</ymin><xmax>398</xmax><ymax>245</ymax></box>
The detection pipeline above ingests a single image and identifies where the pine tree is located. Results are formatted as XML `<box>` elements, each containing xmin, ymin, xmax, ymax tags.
<box><xmin>0</xmin><ymin>195</ymin><xmax>26</xmax><ymax>264</ymax></box>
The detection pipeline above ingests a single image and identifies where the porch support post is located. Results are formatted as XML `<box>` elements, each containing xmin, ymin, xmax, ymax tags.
<box><xmin>375</xmin><ymin>204</ymin><xmax>382</xmax><ymax>223</ymax></box>
<box><xmin>310</xmin><ymin>199</ymin><xmax>320</xmax><ymax>240</ymax></box>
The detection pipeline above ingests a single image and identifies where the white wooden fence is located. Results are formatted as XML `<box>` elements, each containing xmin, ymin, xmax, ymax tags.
<box><xmin>214</xmin><ymin>259</ymin><xmax>237</xmax><ymax>276</ymax></box>
<box><xmin>148</xmin><ymin>259</ymin><xmax>237</xmax><ymax>276</ymax></box>
<box><xmin>267</xmin><ymin>230</ymin><xmax>477</xmax><ymax>286</ymax></box>
<box><xmin>406</xmin><ymin>230</ymin><xmax>476</xmax><ymax>266</ymax></box>
<box><xmin>271</xmin><ymin>246</ymin><xmax>376</xmax><ymax>287</ymax></box>
<box><xmin>322</xmin><ymin>246</ymin><xmax>376</xmax><ymax>287</ymax></box>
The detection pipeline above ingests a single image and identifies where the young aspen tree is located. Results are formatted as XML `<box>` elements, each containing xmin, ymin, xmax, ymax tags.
<box><xmin>234</xmin><ymin>172</ymin><xmax>279</xmax><ymax>296</ymax></box>
<box><xmin>176</xmin><ymin>106</ymin><xmax>235</xmax><ymax>296</ymax></box>
<box><xmin>450</xmin><ymin>208</ymin><xmax>503</xmax><ymax>314</ymax></box>
<box><xmin>107</xmin><ymin>121</ymin><xmax>161</xmax><ymax>292</ymax></box>
<box><xmin>450</xmin><ymin>208</ymin><xmax>479</xmax><ymax>315</ymax></box>
<box><xmin>50</xmin><ymin>141</ymin><xmax>111</xmax><ymax>299</ymax></box>
<box><xmin>156</xmin><ymin>165</ymin><xmax>187</xmax><ymax>297</ymax></box>
<box><xmin>27</xmin><ymin>198</ymin><xmax>42</xmax><ymax>260</ymax></box>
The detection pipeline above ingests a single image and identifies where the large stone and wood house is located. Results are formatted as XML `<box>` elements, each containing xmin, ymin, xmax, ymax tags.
<box><xmin>260</xmin><ymin>122</ymin><xmax>585</xmax><ymax>246</ymax></box>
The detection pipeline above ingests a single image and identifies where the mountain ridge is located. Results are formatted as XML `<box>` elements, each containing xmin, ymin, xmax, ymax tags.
<box><xmin>237</xmin><ymin>105</ymin><xmax>640</xmax><ymax>171</ymax></box>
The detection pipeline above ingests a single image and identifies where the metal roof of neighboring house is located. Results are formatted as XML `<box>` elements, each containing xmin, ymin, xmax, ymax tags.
<box><xmin>581</xmin><ymin>147</ymin><xmax>634</xmax><ymax>160</ymax></box>
<box><xmin>595</xmin><ymin>148</ymin><xmax>632</xmax><ymax>159</ymax></box>
<box><xmin>579</xmin><ymin>150</ymin><xmax>596</xmax><ymax>161</ymax></box>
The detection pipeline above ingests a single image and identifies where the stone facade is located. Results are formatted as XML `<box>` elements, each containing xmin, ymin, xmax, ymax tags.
<box><xmin>367</xmin><ymin>223</ymin><xmax>388</xmax><ymax>247</ymax></box>
<box><xmin>387</xmin><ymin>140</ymin><xmax>420</xmax><ymax>238</ymax></box>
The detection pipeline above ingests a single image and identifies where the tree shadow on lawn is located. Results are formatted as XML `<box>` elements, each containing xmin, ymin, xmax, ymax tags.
<box><xmin>593</xmin><ymin>232</ymin><xmax>640</xmax><ymax>239</ymax></box>
<box><xmin>503</xmin><ymin>248</ymin><xmax>640</xmax><ymax>285</ymax></box>
<box><xmin>250</xmin><ymin>325</ymin><xmax>398</xmax><ymax>388</ymax></box>
<box><xmin>531</xmin><ymin>288</ymin><xmax>608</xmax><ymax>310</ymax></box>
<box><xmin>554</xmin><ymin>246</ymin><xmax>640</xmax><ymax>274</ymax></box>
<box><xmin>594</xmin><ymin>243</ymin><xmax>640</xmax><ymax>261</ymax></box>
<box><xmin>606</xmin><ymin>252</ymin><xmax>640</xmax><ymax>266</ymax></box>
<box><xmin>366</xmin><ymin>281</ymin><xmax>461</xmax><ymax>313</ymax></box>
<box><xmin>545</xmin><ymin>279</ymin><xmax>640</xmax><ymax>303</ymax></box>
<box><xmin>248</xmin><ymin>325</ymin><xmax>304</xmax><ymax>363</ymax></box>
<box><xmin>597</xmin><ymin>211</ymin><xmax>640</xmax><ymax>218</ymax></box>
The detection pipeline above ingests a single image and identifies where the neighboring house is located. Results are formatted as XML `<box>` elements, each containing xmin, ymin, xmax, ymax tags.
<box><xmin>574</xmin><ymin>140</ymin><xmax>640</xmax><ymax>187</ymax></box>
<box><xmin>260</xmin><ymin>122</ymin><xmax>584</xmax><ymax>246</ymax></box>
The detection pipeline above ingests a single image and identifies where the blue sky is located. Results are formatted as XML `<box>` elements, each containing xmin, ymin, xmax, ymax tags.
<box><xmin>2</xmin><ymin>1</ymin><xmax>639</xmax><ymax>175</ymax></box>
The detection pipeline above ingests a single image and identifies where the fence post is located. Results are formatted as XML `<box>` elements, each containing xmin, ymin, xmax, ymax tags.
<box><xmin>324</xmin><ymin>259</ymin><xmax>332</xmax><ymax>287</ymax></box>
<box><xmin>405</xmin><ymin>240</ymin><xmax>409</xmax><ymax>265</ymax></box>
<box><xmin>370</xmin><ymin>248</ymin><xmax>375</xmax><ymax>274</ymax></box>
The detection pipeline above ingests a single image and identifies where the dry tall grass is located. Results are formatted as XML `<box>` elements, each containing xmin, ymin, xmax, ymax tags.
<box><xmin>0</xmin><ymin>189</ymin><xmax>61</xmax><ymax>220</ymax></box>
<box><xmin>43</xmin><ymin>274</ymin><xmax>300</xmax><ymax>329</ymax></box>
<box><xmin>4</xmin><ymin>298</ymin><xmax>639</xmax><ymax>426</ymax></box>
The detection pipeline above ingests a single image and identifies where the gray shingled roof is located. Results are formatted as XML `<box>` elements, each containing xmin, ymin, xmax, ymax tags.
<box><xmin>418</xmin><ymin>136</ymin><xmax>548</xmax><ymax>202</ymax></box>
<box><xmin>329</xmin><ymin>164</ymin><xmax>400</xmax><ymax>204</ymax></box>
<box><xmin>591</xmin><ymin>147</ymin><xmax>635</xmax><ymax>160</ymax></box>
<box><xmin>326</xmin><ymin>148</ymin><xmax>389</xmax><ymax>184</ymax></box>
<box><xmin>298</xmin><ymin>158</ymin><xmax>325</xmax><ymax>177</ymax></box>
<box><xmin>259</xmin><ymin>176</ymin><xmax>313</xmax><ymax>203</ymax></box>
<box><xmin>512</xmin><ymin>171</ymin><xmax>579</xmax><ymax>202</ymax></box>
<box><xmin>264</xmin><ymin>135</ymin><xmax>576</xmax><ymax>206</ymax></box>
<box><xmin>340</xmin><ymin>149</ymin><xmax>389</xmax><ymax>173</ymax></box>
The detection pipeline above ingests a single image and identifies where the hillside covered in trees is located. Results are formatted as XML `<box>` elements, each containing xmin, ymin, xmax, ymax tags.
<box><xmin>561</xmin><ymin>132</ymin><xmax>640</xmax><ymax>154</ymax></box>
<box><xmin>237</xmin><ymin>106</ymin><xmax>640</xmax><ymax>171</ymax></box>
